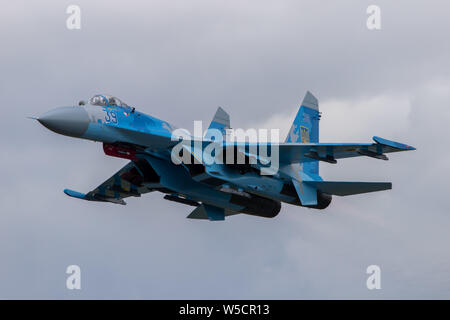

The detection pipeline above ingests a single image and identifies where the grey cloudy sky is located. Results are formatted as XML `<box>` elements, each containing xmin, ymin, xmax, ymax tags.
<box><xmin>1</xmin><ymin>0</ymin><xmax>449</xmax><ymax>299</ymax></box>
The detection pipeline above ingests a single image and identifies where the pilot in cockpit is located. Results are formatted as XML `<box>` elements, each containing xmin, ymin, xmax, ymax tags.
<box><xmin>88</xmin><ymin>94</ymin><xmax>129</xmax><ymax>109</ymax></box>
<box><xmin>109</xmin><ymin>97</ymin><xmax>118</xmax><ymax>106</ymax></box>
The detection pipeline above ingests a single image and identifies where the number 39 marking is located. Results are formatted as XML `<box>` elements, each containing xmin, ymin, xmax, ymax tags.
<box><xmin>103</xmin><ymin>108</ymin><xmax>118</xmax><ymax>124</ymax></box>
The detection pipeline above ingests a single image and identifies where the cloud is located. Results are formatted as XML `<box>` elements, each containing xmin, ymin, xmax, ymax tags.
<box><xmin>249</xmin><ymin>93</ymin><xmax>412</xmax><ymax>142</ymax></box>
<box><xmin>0</xmin><ymin>0</ymin><xmax>449</xmax><ymax>299</ymax></box>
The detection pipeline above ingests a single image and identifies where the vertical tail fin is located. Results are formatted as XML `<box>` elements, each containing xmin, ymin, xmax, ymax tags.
<box><xmin>285</xmin><ymin>91</ymin><xmax>320</xmax><ymax>174</ymax></box>
<box><xmin>206</xmin><ymin>106</ymin><xmax>230</xmax><ymax>137</ymax></box>
<box><xmin>285</xmin><ymin>91</ymin><xmax>319</xmax><ymax>143</ymax></box>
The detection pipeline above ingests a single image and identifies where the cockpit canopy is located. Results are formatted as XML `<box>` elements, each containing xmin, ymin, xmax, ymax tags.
<box><xmin>89</xmin><ymin>94</ymin><xmax>129</xmax><ymax>108</ymax></box>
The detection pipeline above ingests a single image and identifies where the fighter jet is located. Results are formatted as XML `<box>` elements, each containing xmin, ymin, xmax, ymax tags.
<box><xmin>34</xmin><ymin>92</ymin><xmax>415</xmax><ymax>220</ymax></box>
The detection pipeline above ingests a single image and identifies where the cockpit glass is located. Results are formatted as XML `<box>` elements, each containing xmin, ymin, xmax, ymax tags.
<box><xmin>89</xmin><ymin>94</ymin><xmax>129</xmax><ymax>108</ymax></box>
<box><xmin>89</xmin><ymin>95</ymin><xmax>107</xmax><ymax>106</ymax></box>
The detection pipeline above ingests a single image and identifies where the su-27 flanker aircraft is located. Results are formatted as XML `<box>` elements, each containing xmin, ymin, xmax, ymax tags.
<box><xmin>34</xmin><ymin>92</ymin><xmax>415</xmax><ymax>221</ymax></box>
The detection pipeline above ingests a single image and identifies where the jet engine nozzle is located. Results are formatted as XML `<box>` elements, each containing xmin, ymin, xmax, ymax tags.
<box><xmin>38</xmin><ymin>106</ymin><xmax>89</xmax><ymax>138</ymax></box>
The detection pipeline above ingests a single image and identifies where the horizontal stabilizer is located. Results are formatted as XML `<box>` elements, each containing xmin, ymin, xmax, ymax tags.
<box><xmin>187</xmin><ymin>204</ymin><xmax>241</xmax><ymax>221</ymax></box>
<box><xmin>186</xmin><ymin>205</ymin><xmax>208</xmax><ymax>219</ymax></box>
<box><xmin>187</xmin><ymin>204</ymin><xmax>225</xmax><ymax>221</ymax></box>
<box><xmin>304</xmin><ymin>181</ymin><xmax>392</xmax><ymax>196</ymax></box>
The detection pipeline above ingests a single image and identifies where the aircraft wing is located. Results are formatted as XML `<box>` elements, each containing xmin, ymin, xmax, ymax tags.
<box><xmin>202</xmin><ymin>136</ymin><xmax>415</xmax><ymax>165</ymax></box>
<box><xmin>277</xmin><ymin>136</ymin><xmax>415</xmax><ymax>164</ymax></box>
<box><xmin>63</xmin><ymin>161</ymin><xmax>156</xmax><ymax>205</ymax></box>
<box><xmin>186</xmin><ymin>204</ymin><xmax>240</xmax><ymax>221</ymax></box>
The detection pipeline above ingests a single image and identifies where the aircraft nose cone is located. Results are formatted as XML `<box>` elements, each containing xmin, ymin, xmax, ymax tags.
<box><xmin>38</xmin><ymin>106</ymin><xmax>89</xmax><ymax>137</ymax></box>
